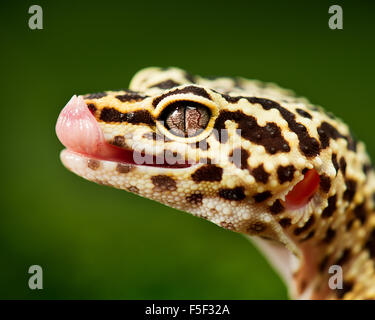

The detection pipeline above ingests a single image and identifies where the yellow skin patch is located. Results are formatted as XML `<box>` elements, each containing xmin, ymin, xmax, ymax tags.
<box><xmin>58</xmin><ymin>67</ymin><xmax>375</xmax><ymax>299</ymax></box>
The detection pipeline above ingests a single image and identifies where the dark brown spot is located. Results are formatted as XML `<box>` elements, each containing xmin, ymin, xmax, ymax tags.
<box><xmin>87</xmin><ymin>159</ymin><xmax>100</xmax><ymax>170</ymax></box>
<box><xmin>300</xmin><ymin>230</ymin><xmax>315</xmax><ymax>242</ymax></box>
<box><xmin>151</xmin><ymin>79</ymin><xmax>181</xmax><ymax>89</ymax></box>
<box><xmin>100</xmin><ymin>108</ymin><xmax>155</xmax><ymax>126</ymax></box>
<box><xmin>100</xmin><ymin>108</ymin><xmax>123</xmax><ymax>122</ymax></box>
<box><xmin>151</xmin><ymin>175</ymin><xmax>177</xmax><ymax>191</ymax></box>
<box><xmin>210</xmin><ymin>208</ymin><xmax>218</xmax><ymax>215</ymax></box>
<box><xmin>343</xmin><ymin>179</ymin><xmax>356</xmax><ymax>202</ymax></box>
<box><xmin>318</xmin><ymin>122</ymin><xmax>356</xmax><ymax>152</ymax></box>
<box><xmin>296</xmin><ymin>108</ymin><xmax>312</xmax><ymax>119</ymax></box>
<box><xmin>194</xmin><ymin>139</ymin><xmax>210</xmax><ymax>151</ymax></box>
<box><xmin>365</xmin><ymin>229</ymin><xmax>375</xmax><ymax>259</ymax></box>
<box><xmin>353</xmin><ymin>202</ymin><xmax>367</xmax><ymax>224</ymax></box>
<box><xmin>322</xmin><ymin>195</ymin><xmax>337</xmax><ymax>218</ymax></box>
<box><xmin>339</xmin><ymin>157</ymin><xmax>347</xmax><ymax>175</ymax></box>
<box><xmin>319</xmin><ymin>256</ymin><xmax>330</xmax><ymax>272</ymax></box>
<box><xmin>218</xmin><ymin>187</ymin><xmax>246</xmax><ymax>201</ymax></box>
<box><xmin>319</xmin><ymin>175</ymin><xmax>331</xmax><ymax>193</ymax></box>
<box><xmin>294</xmin><ymin>215</ymin><xmax>315</xmax><ymax>236</ymax></box>
<box><xmin>213</xmin><ymin>110</ymin><xmax>290</xmax><ymax>154</ymax></box>
<box><xmin>322</xmin><ymin>228</ymin><xmax>336</xmax><ymax>244</ymax></box>
<box><xmin>335</xmin><ymin>248</ymin><xmax>351</xmax><ymax>266</ymax></box>
<box><xmin>123</xmin><ymin>110</ymin><xmax>155</xmax><ymax>126</ymax></box>
<box><xmin>230</xmin><ymin>148</ymin><xmax>250</xmax><ymax>170</ymax></box>
<box><xmin>128</xmin><ymin>186</ymin><xmax>139</xmax><ymax>193</ymax></box>
<box><xmin>85</xmin><ymin>92</ymin><xmax>107</xmax><ymax>99</ymax></box>
<box><xmin>277</xmin><ymin>165</ymin><xmax>296</xmax><ymax>184</ymax></box>
<box><xmin>115</xmin><ymin>91</ymin><xmax>148</xmax><ymax>102</ymax></box>
<box><xmin>332</xmin><ymin>153</ymin><xmax>339</xmax><ymax>175</ymax></box>
<box><xmin>279</xmin><ymin>218</ymin><xmax>292</xmax><ymax>228</ymax></box>
<box><xmin>248</xmin><ymin>97</ymin><xmax>320</xmax><ymax>157</ymax></box>
<box><xmin>269</xmin><ymin>199</ymin><xmax>284</xmax><ymax>214</ymax></box>
<box><xmin>112</xmin><ymin>135</ymin><xmax>127</xmax><ymax>148</ymax></box>
<box><xmin>220</xmin><ymin>94</ymin><xmax>243</xmax><ymax>104</ymax></box>
<box><xmin>336</xmin><ymin>281</ymin><xmax>354</xmax><ymax>299</ymax></box>
<box><xmin>247</xmin><ymin>222</ymin><xmax>266</xmax><ymax>233</ymax></box>
<box><xmin>152</xmin><ymin>85</ymin><xmax>211</xmax><ymax>107</ymax></box>
<box><xmin>318</xmin><ymin>121</ymin><xmax>346</xmax><ymax>149</ymax></box>
<box><xmin>191</xmin><ymin>165</ymin><xmax>223</xmax><ymax>182</ymax></box>
<box><xmin>363</xmin><ymin>163</ymin><xmax>373</xmax><ymax>175</ymax></box>
<box><xmin>87</xmin><ymin>103</ymin><xmax>97</xmax><ymax>114</ymax></box>
<box><xmin>116</xmin><ymin>163</ymin><xmax>133</xmax><ymax>174</ymax></box>
<box><xmin>253</xmin><ymin>191</ymin><xmax>272</xmax><ymax>203</ymax></box>
<box><xmin>346</xmin><ymin>218</ymin><xmax>355</xmax><ymax>230</ymax></box>
<box><xmin>347</xmin><ymin>130</ymin><xmax>358</xmax><ymax>152</ymax></box>
<box><xmin>186</xmin><ymin>193</ymin><xmax>203</xmax><ymax>205</ymax></box>
<box><xmin>252</xmin><ymin>164</ymin><xmax>270</xmax><ymax>184</ymax></box>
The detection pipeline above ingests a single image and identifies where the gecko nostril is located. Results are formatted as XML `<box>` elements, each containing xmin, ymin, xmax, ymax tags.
<box><xmin>87</xmin><ymin>103</ymin><xmax>97</xmax><ymax>115</ymax></box>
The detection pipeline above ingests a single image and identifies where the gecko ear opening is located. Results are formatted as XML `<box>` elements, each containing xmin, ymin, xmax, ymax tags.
<box><xmin>285</xmin><ymin>169</ymin><xmax>320</xmax><ymax>210</ymax></box>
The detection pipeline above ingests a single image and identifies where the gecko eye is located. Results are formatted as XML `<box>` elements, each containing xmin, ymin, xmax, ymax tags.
<box><xmin>158</xmin><ymin>100</ymin><xmax>210</xmax><ymax>137</ymax></box>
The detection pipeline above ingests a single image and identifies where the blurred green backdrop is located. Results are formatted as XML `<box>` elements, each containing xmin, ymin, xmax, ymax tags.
<box><xmin>0</xmin><ymin>0</ymin><xmax>374</xmax><ymax>299</ymax></box>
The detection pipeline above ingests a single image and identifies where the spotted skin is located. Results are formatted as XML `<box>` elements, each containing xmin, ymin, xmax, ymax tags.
<box><xmin>59</xmin><ymin>67</ymin><xmax>375</xmax><ymax>300</ymax></box>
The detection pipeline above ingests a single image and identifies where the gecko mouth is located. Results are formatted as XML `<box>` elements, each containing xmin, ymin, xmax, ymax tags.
<box><xmin>284</xmin><ymin>169</ymin><xmax>320</xmax><ymax>211</ymax></box>
<box><xmin>55</xmin><ymin>95</ymin><xmax>193</xmax><ymax>168</ymax></box>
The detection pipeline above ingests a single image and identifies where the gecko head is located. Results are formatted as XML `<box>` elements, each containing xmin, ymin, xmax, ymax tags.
<box><xmin>56</xmin><ymin>68</ymin><xmax>342</xmax><ymax>249</ymax></box>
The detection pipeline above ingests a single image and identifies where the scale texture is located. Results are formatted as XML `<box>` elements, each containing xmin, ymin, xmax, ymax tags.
<box><xmin>57</xmin><ymin>67</ymin><xmax>375</xmax><ymax>300</ymax></box>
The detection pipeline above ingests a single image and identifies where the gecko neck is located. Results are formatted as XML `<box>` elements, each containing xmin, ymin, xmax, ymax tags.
<box><xmin>251</xmin><ymin>201</ymin><xmax>375</xmax><ymax>300</ymax></box>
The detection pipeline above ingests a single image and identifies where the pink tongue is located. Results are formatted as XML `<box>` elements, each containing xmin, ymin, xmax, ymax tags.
<box><xmin>56</xmin><ymin>95</ymin><xmax>122</xmax><ymax>159</ymax></box>
<box><xmin>56</xmin><ymin>95</ymin><xmax>194</xmax><ymax>168</ymax></box>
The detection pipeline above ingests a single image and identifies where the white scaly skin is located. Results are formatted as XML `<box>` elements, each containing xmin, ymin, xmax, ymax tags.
<box><xmin>56</xmin><ymin>67</ymin><xmax>375</xmax><ymax>299</ymax></box>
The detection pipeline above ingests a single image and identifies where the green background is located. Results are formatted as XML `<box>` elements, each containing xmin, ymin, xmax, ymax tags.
<box><xmin>1</xmin><ymin>0</ymin><xmax>374</xmax><ymax>299</ymax></box>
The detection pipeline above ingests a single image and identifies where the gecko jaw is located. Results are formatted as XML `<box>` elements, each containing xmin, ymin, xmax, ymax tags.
<box><xmin>56</xmin><ymin>95</ymin><xmax>194</xmax><ymax>169</ymax></box>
